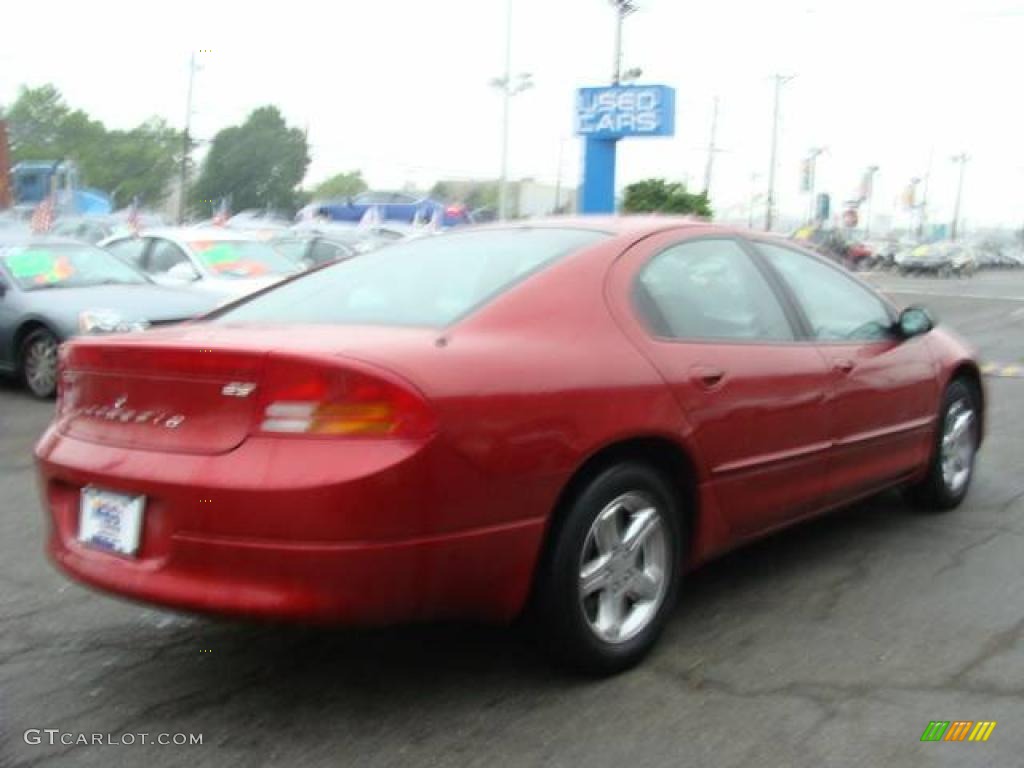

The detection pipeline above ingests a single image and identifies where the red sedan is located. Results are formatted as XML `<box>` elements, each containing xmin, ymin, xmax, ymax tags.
<box><xmin>35</xmin><ymin>219</ymin><xmax>984</xmax><ymax>673</ymax></box>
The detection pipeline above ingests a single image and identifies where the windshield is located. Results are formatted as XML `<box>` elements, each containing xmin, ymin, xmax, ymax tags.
<box><xmin>188</xmin><ymin>239</ymin><xmax>300</xmax><ymax>278</ymax></box>
<box><xmin>213</xmin><ymin>228</ymin><xmax>608</xmax><ymax>328</ymax></box>
<box><xmin>1</xmin><ymin>243</ymin><xmax>149</xmax><ymax>290</ymax></box>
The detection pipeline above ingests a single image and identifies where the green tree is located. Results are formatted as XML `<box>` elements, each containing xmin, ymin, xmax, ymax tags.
<box><xmin>4</xmin><ymin>85</ymin><xmax>105</xmax><ymax>165</ymax></box>
<box><xmin>622</xmin><ymin>178</ymin><xmax>713</xmax><ymax>218</ymax></box>
<box><xmin>2</xmin><ymin>85</ymin><xmax>180</xmax><ymax>208</ymax></box>
<box><xmin>86</xmin><ymin>119</ymin><xmax>182</xmax><ymax>208</ymax></box>
<box><xmin>192</xmin><ymin>106</ymin><xmax>310</xmax><ymax>214</ymax></box>
<box><xmin>311</xmin><ymin>170</ymin><xmax>367</xmax><ymax>200</ymax></box>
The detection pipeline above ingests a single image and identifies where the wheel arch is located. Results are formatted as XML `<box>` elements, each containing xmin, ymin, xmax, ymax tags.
<box><xmin>526</xmin><ymin>434</ymin><xmax>701</xmax><ymax>612</ymax></box>
<box><xmin>13</xmin><ymin>318</ymin><xmax>61</xmax><ymax>373</ymax></box>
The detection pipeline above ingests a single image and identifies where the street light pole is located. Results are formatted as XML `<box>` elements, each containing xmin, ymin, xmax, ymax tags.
<box><xmin>862</xmin><ymin>165</ymin><xmax>879</xmax><ymax>237</ymax></box>
<box><xmin>610</xmin><ymin>1</ymin><xmax>638</xmax><ymax>85</ymax></box>
<box><xmin>702</xmin><ymin>96</ymin><xmax>719</xmax><ymax>199</ymax></box>
<box><xmin>951</xmin><ymin>153</ymin><xmax>969</xmax><ymax>242</ymax></box>
<box><xmin>497</xmin><ymin>0</ymin><xmax>513</xmax><ymax>221</ymax></box>
<box><xmin>178</xmin><ymin>51</ymin><xmax>197</xmax><ymax>225</ymax></box>
<box><xmin>765</xmin><ymin>74</ymin><xmax>793</xmax><ymax>232</ymax></box>
<box><xmin>805</xmin><ymin>147</ymin><xmax>825</xmax><ymax>225</ymax></box>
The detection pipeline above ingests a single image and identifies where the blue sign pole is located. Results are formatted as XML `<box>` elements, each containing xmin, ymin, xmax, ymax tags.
<box><xmin>581</xmin><ymin>138</ymin><xmax>619</xmax><ymax>214</ymax></box>
<box><xmin>575</xmin><ymin>84</ymin><xmax>677</xmax><ymax>216</ymax></box>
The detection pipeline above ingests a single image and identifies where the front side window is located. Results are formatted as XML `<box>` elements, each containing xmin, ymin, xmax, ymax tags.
<box><xmin>755</xmin><ymin>242</ymin><xmax>893</xmax><ymax>341</ymax></box>
<box><xmin>635</xmin><ymin>239</ymin><xmax>794</xmax><ymax>342</ymax></box>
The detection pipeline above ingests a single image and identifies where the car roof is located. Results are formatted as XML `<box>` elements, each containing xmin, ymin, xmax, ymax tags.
<box><xmin>127</xmin><ymin>227</ymin><xmax>263</xmax><ymax>241</ymax></box>
<box><xmin>0</xmin><ymin>233</ymin><xmax>96</xmax><ymax>248</ymax></box>
<box><xmin>471</xmin><ymin>215</ymin><xmax>717</xmax><ymax>238</ymax></box>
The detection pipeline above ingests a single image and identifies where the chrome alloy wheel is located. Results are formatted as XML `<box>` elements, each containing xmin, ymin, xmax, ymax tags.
<box><xmin>24</xmin><ymin>333</ymin><xmax>59</xmax><ymax>397</ymax></box>
<box><xmin>578</xmin><ymin>491</ymin><xmax>670</xmax><ymax>644</ymax></box>
<box><xmin>940</xmin><ymin>398</ymin><xmax>977</xmax><ymax>495</ymax></box>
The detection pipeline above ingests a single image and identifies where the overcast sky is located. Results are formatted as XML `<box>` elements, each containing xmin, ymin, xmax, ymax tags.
<box><xmin>2</xmin><ymin>0</ymin><xmax>1021</xmax><ymax>228</ymax></box>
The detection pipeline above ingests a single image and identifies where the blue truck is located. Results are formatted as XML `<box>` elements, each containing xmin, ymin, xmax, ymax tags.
<box><xmin>9</xmin><ymin>161</ymin><xmax>113</xmax><ymax>217</ymax></box>
<box><xmin>298</xmin><ymin>191</ymin><xmax>473</xmax><ymax>228</ymax></box>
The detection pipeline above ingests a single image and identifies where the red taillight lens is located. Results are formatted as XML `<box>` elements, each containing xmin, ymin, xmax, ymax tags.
<box><xmin>256</xmin><ymin>356</ymin><xmax>436</xmax><ymax>439</ymax></box>
<box><xmin>444</xmin><ymin>204</ymin><xmax>465</xmax><ymax>218</ymax></box>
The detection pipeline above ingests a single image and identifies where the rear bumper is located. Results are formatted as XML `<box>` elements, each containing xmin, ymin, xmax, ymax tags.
<box><xmin>35</xmin><ymin>427</ymin><xmax>548</xmax><ymax>624</ymax></box>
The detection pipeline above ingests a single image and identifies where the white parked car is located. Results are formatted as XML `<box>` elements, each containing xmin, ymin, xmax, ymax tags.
<box><xmin>99</xmin><ymin>228</ymin><xmax>302</xmax><ymax>300</ymax></box>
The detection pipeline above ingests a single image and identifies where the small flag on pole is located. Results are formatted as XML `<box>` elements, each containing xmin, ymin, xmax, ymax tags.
<box><xmin>30</xmin><ymin>194</ymin><xmax>56</xmax><ymax>234</ymax></box>
<box><xmin>212</xmin><ymin>197</ymin><xmax>231</xmax><ymax>226</ymax></box>
<box><xmin>127</xmin><ymin>196</ymin><xmax>142</xmax><ymax>232</ymax></box>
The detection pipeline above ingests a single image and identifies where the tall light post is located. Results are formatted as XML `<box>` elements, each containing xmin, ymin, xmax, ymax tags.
<box><xmin>861</xmin><ymin>165</ymin><xmax>879</xmax><ymax>237</ymax></box>
<box><xmin>610</xmin><ymin>1</ymin><xmax>639</xmax><ymax>85</ymax></box>
<box><xmin>805</xmin><ymin>146</ymin><xmax>826</xmax><ymax>225</ymax></box>
<box><xmin>178</xmin><ymin>51</ymin><xmax>199</xmax><ymax>224</ymax></box>
<box><xmin>951</xmin><ymin>153</ymin><xmax>969</xmax><ymax>242</ymax></box>
<box><xmin>765</xmin><ymin>74</ymin><xmax>794</xmax><ymax>231</ymax></box>
<box><xmin>492</xmin><ymin>0</ymin><xmax>533</xmax><ymax>221</ymax></box>
<box><xmin>702</xmin><ymin>96</ymin><xmax>720</xmax><ymax>199</ymax></box>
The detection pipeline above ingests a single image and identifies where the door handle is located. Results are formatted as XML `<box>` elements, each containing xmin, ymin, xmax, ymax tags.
<box><xmin>691</xmin><ymin>365</ymin><xmax>726</xmax><ymax>389</ymax></box>
<box><xmin>833</xmin><ymin>358</ymin><xmax>856</xmax><ymax>374</ymax></box>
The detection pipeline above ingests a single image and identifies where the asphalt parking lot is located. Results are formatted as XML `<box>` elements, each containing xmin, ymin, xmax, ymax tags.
<box><xmin>1</xmin><ymin>270</ymin><xmax>1022</xmax><ymax>768</ymax></box>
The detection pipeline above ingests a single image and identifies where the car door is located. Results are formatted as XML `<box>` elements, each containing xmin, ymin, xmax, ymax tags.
<box><xmin>609</xmin><ymin>230</ymin><xmax>835</xmax><ymax>537</ymax></box>
<box><xmin>752</xmin><ymin>240</ymin><xmax>939</xmax><ymax>503</ymax></box>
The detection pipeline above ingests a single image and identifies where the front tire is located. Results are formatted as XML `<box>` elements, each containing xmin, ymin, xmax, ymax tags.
<box><xmin>534</xmin><ymin>463</ymin><xmax>685</xmax><ymax>675</ymax></box>
<box><xmin>906</xmin><ymin>379</ymin><xmax>980</xmax><ymax>511</ymax></box>
<box><xmin>20</xmin><ymin>328</ymin><xmax>60</xmax><ymax>399</ymax></box>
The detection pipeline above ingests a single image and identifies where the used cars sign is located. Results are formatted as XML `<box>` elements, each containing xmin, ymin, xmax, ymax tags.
<box><xmin>575</xmin><ymin>85</ymin><xmax>676</xmax><ymax>139</ymax></box>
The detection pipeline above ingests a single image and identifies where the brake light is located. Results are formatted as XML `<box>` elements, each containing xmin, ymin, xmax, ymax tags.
<box><xmin>444</xmin><ymin>204</ymin><xmax>465</xmax><ymax>218</ymax></box>
<box><xmin>256</xmin><ymin>357</ymin><xmax>435</xmax><ymax>439</ymax></box>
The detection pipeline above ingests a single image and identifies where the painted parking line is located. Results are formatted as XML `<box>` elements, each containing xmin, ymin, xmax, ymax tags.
<box><xmin>981</xmin><ymin>363</ymin><xmax>1024</xmax><ymax>378</ymax></box>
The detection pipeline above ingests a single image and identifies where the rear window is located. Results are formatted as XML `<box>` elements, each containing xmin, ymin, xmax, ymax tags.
<box><xmin>213</xmin><ymin>228</ymin><xmax>607</xmax><ymax>327</ymax></box>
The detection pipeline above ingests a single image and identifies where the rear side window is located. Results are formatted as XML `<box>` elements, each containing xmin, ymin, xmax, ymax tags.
<box><xmin>755</xmin><ymin>242</ymin><xmax>894</xmax><ymax>341</ymax></box>
<box><xmin>105</xmin><ymin>238</ymin><xmax>146</xmax><ymax>267</ymax></box>
<box><xmin>214</xmin><ymin>228</ymin><xmax>608</xmax><ymax>328</ymax></box>
<box><xmin>636</xmin><ymin>239</ymin><xmax>794</xmax><ymax>341</ymax></box>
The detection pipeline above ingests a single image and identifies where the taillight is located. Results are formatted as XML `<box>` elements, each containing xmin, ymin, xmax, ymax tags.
<box><xmin>444</xmin><ymin>204</ymin><xmax>465</xmax><ymax>218</ymax></box>
<box><xmin>256</xmin><ymin>357</ymin><xmax>435</xmax><ymax>439</ymax></box>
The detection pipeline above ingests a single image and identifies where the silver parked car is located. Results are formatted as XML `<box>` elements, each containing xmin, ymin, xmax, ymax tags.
<box><xmin>99</xmin><ymin>227</ymin><xmax>302</xmax><ymax>300</ymax></box>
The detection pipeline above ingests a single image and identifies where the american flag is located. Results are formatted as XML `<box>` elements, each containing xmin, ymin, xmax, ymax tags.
<box><xmin>212</xmin><ymin>197</ymin><xmax>230</xmax><ymax>226</ymax></box>
<box><xmin>127</xmin><ymin>197</ymin><xmax>142</xmax><ymax>232</ymax></box>
<box><xmin>30</xmin><ymin>195</ymin><xmax>56</xmax><ymax>234</ymax></box>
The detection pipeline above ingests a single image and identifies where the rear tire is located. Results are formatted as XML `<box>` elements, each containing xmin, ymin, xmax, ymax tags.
<box><xmin>905</xmin><ymin>379</ymin><xmax>980</xmax><ymax>511</ymax></box>
<box><xmin>20</xmin><ymin>328</ymin><xmax>59</xmax><ymax>399</ymax></box>
<box><xmin>534</xmin><ymin>462</ymin><xmax>685</xmax><ymax>675</ymax></box>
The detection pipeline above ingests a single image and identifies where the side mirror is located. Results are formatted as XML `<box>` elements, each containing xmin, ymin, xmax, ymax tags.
<box><xmin>897</xmin><ymin>306</ymin><xmax>933</xmax><ymax>339</ymax></box>
<box><xmin>167</xmin><ymin>262</ymin><xmax>201</xmax><ymax>282</ymax></box>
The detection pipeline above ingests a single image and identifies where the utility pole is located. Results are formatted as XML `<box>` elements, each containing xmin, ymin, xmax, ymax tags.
<box><xmin>805</xmin><ymin>146</ymin><xmax>826</xmax><ymax>225</ymax></box>
<box><xmin>178</xmin><ymin>52</ymin><xmax>197</xmax><ymax>225</ymax></box>
<box><xmin>553</xmin><ymin>137</ymin><xmax>568</xmax><ymax>214</ymax></box>
<box><xmin>748</xmin><ymin>172</ymin><xmax>761</xmax><ymax>229</ymax></box>
<box><xmin>917</xmin><ymin>147</ymin><xmax>934</xmax><ymax>239</ymax></box>
<box><xmin>702</xmin><ymin>96</ymin><xmax>719</xmax><ymax>199</ymax></box>
<box><xmin>610</xmin><ymin>1</ymin><xmax>638</xmax><ymax>85</ymax></box>
<box><xmin>862</xmin><ymin>165</ymin><xmax>879</xmax><ymax>237</ymax></box>
<box><xmin>951</xmin><ymin>153</ymin><xmax>969</xmax><ymax>242</ymax></box>
<box><xmin>492</xmin><ymin>0</ymin><xmax>533</xmax><ymax>221</ymax></box>
<box><xmin>765</xmin><ymin>74</ymin><xmax>793</xmax><ymax>232</ymax></box>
